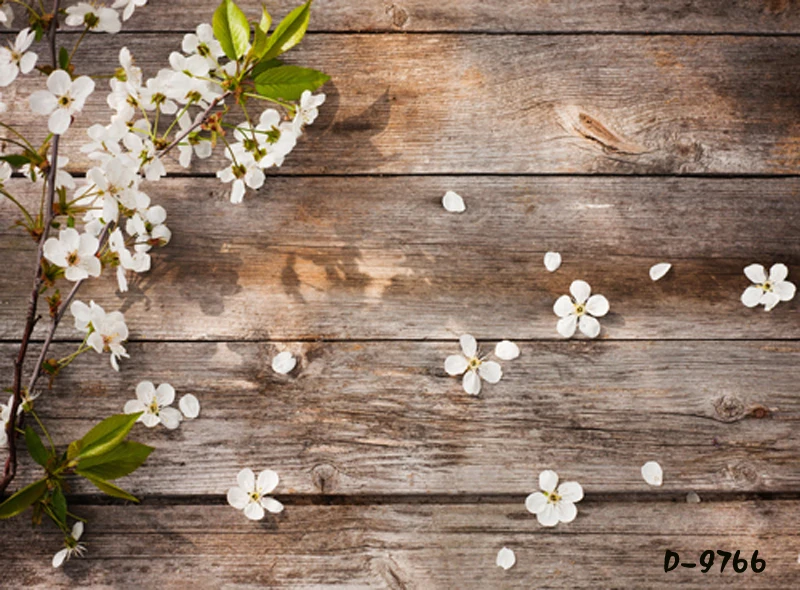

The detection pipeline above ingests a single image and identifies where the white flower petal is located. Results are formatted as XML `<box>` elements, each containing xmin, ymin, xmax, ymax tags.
<box><xmin>237</xmin><ymin>468</ymin><xmax>255</xmax><ymax>492</ymax></box>
<box><xmin>227</xmin><ymin>487</ymin><xmax>248</xmax><ymax>510</ymax></box>
<box><xmin>442</xmin><ymin>190</ymin><xmax>465</xmax><ymax>213</ymax></box>
<box><xmin>48</xmin><ymin>108</ymin><xmax>72</xmax><ymax>135</ymax></box>
<box><xmin>686</xmin><ymin>491</ymin><xmax>701</xmax><ymax>504</ymax></box>
<box><xmin>257</xmin><ymin>469</ymin><xmax>280</xmax><ymax>495</ymax></box>
<box><xmin>553</xmin><ymin>295</ymin><xmax>573</xmax><ymax>318</ymax></box>
<box><xmin>478</xmin><ymin>361</ymin><xmax>502</xmax><ymax>384</ymax></box>
<box><xmin>494</xmin><ymin>340</ymin><xmax>519</xmax><ymax>361</ymax></box>
<box><xmin>741</xmin><ymin>286</ymin><xmax>763</xmax><ymax>308</ymax></box>
<box><xmin>543</xmin><ymin>251</ymin><xmax>561</xmax><ymax>272</ymax></box>
<box><xmin>462</xmin><ymin>370</ymin><xmax>481</xmax><ymax>395</ymax></box>
<box><xmin>155</xmin><ymin>383</ymin><xmax>175</xmax><ymax>406</ymax></box>
<box><xmin>641</xmin><ymin>461</ymin><xmax>663</xmax><ymax>486</ymax></box>
<box><xmin>774</xmin><ymin>280</ymin><xmax>796</xmax><ymax>302</ymax></box>
<box><xmin>444</xmin><ymin>354</ymin><xmax>468</xmax><ymax>376</ymax></box>
<box><xmin>459</xmin><ymin>334</ymin><xmax>477</xmax><ymax>358</ymax></box>
<box><xmin>585</xmin><ymin>294</ymin><xmax>609</xmax><ymax>317</ymax></box>
<box><xmin>496</xmin><ymin>547</ymin><xmax>516</xmax><ymax>570</ymax></box>
<box><xmin>539</xmin><ymin>470</ymin><xmax>559</xmax><ymax>493</ymax></box>
<box><xmin>578</xmin><ymin>314</ymin><xmax>601</xmax><ymax>339</ymax></box>
<box><xmin>52</xmin><ymin>548</ymin><xmax>68</xmax><ymax>568</ymax></box>
<box><xmin>123</xmin><ymin>399</ymin><xmax>145</xmax><ymax>415</ymax></box>
<box><xmin>557</xmin><ymin>481</ymin><xmax>584</xmax><ymax>503</ymax></box>
<box><xmin>271</xmin><ymin>351</ymin><xmax>296</xmax><ymax>375</ymax></box>
<box><xmin>769</xmin><ymin>263</ymin><xmax>789</xmax><ymax>283</ymax></box>
<box><xmin>744</xmin><ymin>263</ymin><xmax>767</xmax><ymax>284</ymax></box>
<box><xmin>556</xmin><ymin>315</ymin><xmax>577</xmax><ymax>338</ymax></box>
<box><xmin>649</xmin><ymin>263</ymin><xmax>672</xmax><ymax>281</ymax></box>
<box><xmin>244</xmin><ymin>502</ymin><xmax>265</xmax><ymax>520</ymax></box>
<box><xmin>260</xmin><ymin>496</ymin><xmax>284</xmax><ymax>514</ymax></box>
<box><xmin>569</xmin><ymin>280</ymin><xmax>591</xmax><ymax>304</ymax></box>
<box><xmin>135</xmin><ymin>381</ymin><xmax>156</xmax><ymax>404</ymax></box>
<box><xmin>179</xmin><ymin>394</ymin><xmax>200</xmax><ymax>419</ymax></box>
<box><xmin>525</xmin><ymin>491</ymin><xmax>547</xmax><ymax>514</ymax></box>
<box><xmin>555</xmin><ymin>500</ymin><xmax>577</xmax><ymax>523</ymax></box>
<box><xmin>536</xmin><ymin>503</ymin><xmax>559</xmax><ymax>527</ymax></box>
<box><xmin>761</xmin><ymin>291</ymin><xmax>780</xmax><ymax>312</ymax></box>
<box><xmin>159</xmin><ymin>407</ymin><xmax>183</xmax><ymax>430</ymax></box>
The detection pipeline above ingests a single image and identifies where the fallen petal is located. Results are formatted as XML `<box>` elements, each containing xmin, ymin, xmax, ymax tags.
<box><xmin>544</xmin><ymin>251</ymin><xmax>561</xmax><ymax>272</ymax></box>
<box><xmin>272</xmin><ymin>351</ymin><xmax>297</xmax><ymax>375</ymax></box>
<box><xmin>494</xmin><ymin>340</ymin><xmax>520</xmax><ymax>360</ymax></box>
<box><xmin>496</xmin><ymin>547</ymin><xmax>516</xmax><ymax>570</ymax></box>
<box><xmin>442</xmin><ymin>190</ymin><xmax>466</xmax><ymax>213</ymax></box>
<box><xmin>649</xmin><ymin>262</ymin><xmax>672</xmax><ymax>281</ymax></box>
<box><xmin>179</xmin><ymin>394</ymin><xmax>200</xmax><ymax>419</ymax></box>
<box><xmin>686</xmin><ymin>491</ymin><xmax>701</xmax><ymax>504</ymax></box>
<box><xmin>641</xmin><ymin>461</ymin><xmax>663</xmax><ymax>486</ymax></box>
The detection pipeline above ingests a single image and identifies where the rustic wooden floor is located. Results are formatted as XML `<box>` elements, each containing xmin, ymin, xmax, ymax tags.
<box><xmin>3</xmin><ymin>0</ymin><xmax>800</xmax><ymax>587</ymax></box>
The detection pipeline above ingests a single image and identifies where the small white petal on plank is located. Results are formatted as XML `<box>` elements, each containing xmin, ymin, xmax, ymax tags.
<box><xmin>272</xmin><ymin>351</ymin><xmax>297</xmax><ymax>375</ymax></box>
<box><xmin>179</xmin><ymin>394</ymin><xmax>200</xmax><ymax>419</ymax></box>
<box><xmin>649</xmin><ymin>262</ymin><xmax>672</xmax><ymax>281</ymax></box>
<box><xmin>442</xmin><ymin>191</ymin><xmax>466</xmax><ymax>213</ymax></box>
<box><xmin>544</xmin><ymin>251</ymin><xmax>562</xmax><ymax>272</ymax></box>
<box><xmin>641</xmin><ymin>461</ymin><xmax>663</xmax><ymax>486</ymax></box>
<box><xmin>686</xmin><ymin>491</ymin><xmax>701</xmax><ymax>504</ymax></box>
<box><xmin>496</xmin><ymin>547</ymin><xmax>516</xmax><ymax>570</ymax></box>
<box><xmin>495</xmin><ymin>340</ymin><xmax>520</xmax><ymax>360</ymax></box>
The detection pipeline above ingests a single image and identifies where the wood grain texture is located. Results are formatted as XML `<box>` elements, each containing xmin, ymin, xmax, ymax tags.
<box><xmin>3</xmin><ymin>176</ymin><xmax>798</xmax><ymax>341</ymax></box>
<box><xmin>1</xmin><ymin>501</ymin><xmax>798</xmax><ymax>588</ymax></box>
<box><xmin>4</xmin><ymin>33</ymin><xmax>800</xmax><ymax>174</ymax></box>
<box><xmin>5</xmin><ymin>340</ymin><xmax>799</xmax><ymax>495</ymax></box>
<box><xmin>15</xmin><ymin>0</ymin><xmax>800</xmax><ymax>33</ymax></box>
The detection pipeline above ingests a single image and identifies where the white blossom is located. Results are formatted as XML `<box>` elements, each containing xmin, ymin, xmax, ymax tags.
<box><xmin>544</xmin><ymin>251</ymin><xmax>561</xmax><ymax>272</ymax></box>
<box><xmin>43</xmin><ymin>228</ymin><xmax>101</xmax><ymax>282</ymax></box>
<box><xmin>227</xmin><ymin>468</ymin><xmax>284</xmax><ymax>520</ymax></box>
<box><xmin>21</xmin><ymin>155</ymin><xmax>75</xmax><ymax>190</ymax></box>
<box><xmin>649</xmin><ymin>262</ymin><xmax>671</xmax><ymax>281</ymax></box>
<box><xmin>741</xmin><ymin>263</ymin><xmax>796</xmax><ymax>311</ymax></box>
<box><xmin>123</xmin><ymin>132</ymin><xmax>166</xmax><ymax>181</ymax></box>
<box><xmin>124</xmin><ymin>381</ymin><xmax>182</xmax><ymax>429</ymax></box>
<box><xmin>442</xmin><ymin>190</ymin><xmax>465</xmax><ymax>213</ymax></box>
<box><xmin>496</xmin><ymin>547</ymin><xmax>515</xmax><ymax>570</ymax></box>
<box><xmin>292</xmin><ymin>90</ymin><xmax>325</xmax><ymax>135</ymax></box>
<box><xmin>179</xmin><ymin>394</ymin><xmax>200</xmax><ymax>419</ymax></box>
<box><xmin>29</xmin><ymin>70</ymin><xmax>95</xmax><ymax>135</ymax></box>
<box><xmin>52</xmin><ymin>522</ymin><xmax>86</xmax><ymax>568</ymax></box>
<box><xmin>71</xmin><ymin>300</ymin><xmax>129</xmax><ymax>371</ymax></box>
<box><xmin>272</xmin><ymin>351</ymin><xmax>296</xmax><ymax>375</ymax></box>
<box><xmin>65</xmin><ymin>3</ymin><xmax>122</xmax><ymax>34</ymax></box>
<box><xmin>525</xmin><ymin>470</ymin><xmax>583</xmax><ymax>527</ymax></box>
<box><xmin>113</xmin><ymin>0</ymin><xmax>147</xmax><ymax>21</ymax></box>
<box><xmin>444</xmin><ymin>334</ymin><xmax>502</xmax><ymax>395</ymax></box>
<box><xmin>182</xmin><ymin>23</ymin><xmax>224</xmax><ymax>68</ymax></box>
<box><xmin>108</xmin><ymin>227</ymin><xmax>150</xmax><ymax>292</ymax></box>
<box><xmin>217</xmin><ymin>154</ymin><xmax>265</xmax><ymax>204</ymax></box>
<box><xmin>177</xmin><ymin>111</ymin><xmax>212</xmax><ymax>168</ymax></box>
<box><xmin>0</xmin><ymin>28</ymin><xmax>37</xmax><ymax>87</ymax></box>
<box><xmin>641</xmin><ymin>461</ymin><xmax>663</xmax><ymax>486</ymax></box>
<box><xmin>553</xmin><ymin>280</ymin><xmax>609</xmax><ymax>339</ymax></box>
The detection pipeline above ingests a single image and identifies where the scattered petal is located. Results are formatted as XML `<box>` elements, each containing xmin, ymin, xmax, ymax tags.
<box><xmin>496</xmin><ymin>547</ymin><xmax>516</xmax><ymax>570</ymax></box>
<box><xmin>686</xmin><ymin>491</ymin><xmax>701</xmax><ymax>504</ymax></box>
<box><xmin>544</xmin><ymin>251</ymin><xmax>561</xmax><ymax>272</ymax></box>
<box><xmin>649</xmin><ymin>262</ymin><xmax>672</xmax><ymax>281</ymax></box>
<box><xmin>272</xmin><ymin>351</ymin><xmax>296</xmax><ymax>375</ymax></box>
<box><xmin>179</xmin><ymin>394</ymin><xmax>200</xmax><ymax>419</ymax></box>
<box><xmin>494</xmin><ymin>340</ymin><xmax>520</xmax><ymax>360</ymax></box>
<box><xmin>442</xmin><ymin>190</ymin><xmax>466</xmax><ymax>213</ymax></box>
<box><xmin>641</xmin><ymin>461</ymin><xmax>663</xmax><ymax>486</ymax></box>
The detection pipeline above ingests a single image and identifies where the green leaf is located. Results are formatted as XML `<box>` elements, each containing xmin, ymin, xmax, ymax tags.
<box><xmin>261</xmin><ymin>1</ymin><xmax>312</xmax><ymax>61</ymax></box>
<box><xmin>0</xmin><ymin>154</ymin><xmax>31</xmax><ymax>168</ymax></box>
<box><xmin>51</xmin><ymin>487</ymin><xmax>67</xmax><ymax>525</ymax></box>
<box><xmin>74</xmin><ymin>413</ymin><xmax>142</xmax><ymax>461</ymax></box>
<box><xmin>252</xmin><ymin>5</ymin><xmax>273</xmax><ymax>58</ymax></box>
<box><xmin>254</xmin><ymin>65</ymin><xmax>329</xmax><ymax>101</ymax></box>
<box><xmin>24</xmin><ymin>426</ymin><xmax>50</xmax><ymax>468</ymax></box>
<box><xmin>58</xmin><ymin>46</ymin><xmax>70</xmax><ymax>71</ymax></box>
<box><xmin>0</xmin><ymin>478</ymin><xmax>47</xmax><ymax>519</ymax></box>
<box><xmin>213</xmin><ymin>0</ymin><xmax>251</xmax><ymax>61</ymax></box>
<box><xmin>83</xmin><ymin>475</ymin><xmax>140</xmax><ymax>503</ymax></box>
<box><xmin>251</xmin><ymin>58</ymin><xmax>283</xmax><ymax>79</ymax></box>
<box><xmin>76</xmin><ymin>441</ymin><xmax>154</xmax><ymax>481</ymax></box>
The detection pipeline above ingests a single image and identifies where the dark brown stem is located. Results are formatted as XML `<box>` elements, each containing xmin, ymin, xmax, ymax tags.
<box><xmin>1</xmin><ymin>0</ymin><xmax>61</xmax><ymax>496</ymax></box>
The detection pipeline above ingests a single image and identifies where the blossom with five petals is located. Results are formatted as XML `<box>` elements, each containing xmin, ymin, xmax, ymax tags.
<box><xmin>29</xmin><ymin>70</ymin><xmax>95</xmax><ymax>135</ymax></box>
<box><xmin>444</xmin><ymin>334</ymin><xmax>503</xmax><ymax>395</ymax></box>
<box><xmin>525</xmin><ymin>470</ymin><xmax>584</xmax><ymax>527</ymax></box>
<box><xmin>124</xmin><ymin>381</ymin><xmax>183</xmax><ymax>429</ymax></box>
<box><xmin>741</xmin><ymin>263</ymin><xmax>796</xmax><ymax>311</ymax></box>
<box><xmin>43</xmin><ymin>228</ymin><xmax>101</xmax><ymax>282</ymax></box>
<box><xmin>227</xmin><ymin>468</ymin><xmax>284</xmax><ymax>520</ymax></box>
<box><xmin>553</xmin><ymin>280</ymin><xmax>609</xmax><ymax>339</ymax></box>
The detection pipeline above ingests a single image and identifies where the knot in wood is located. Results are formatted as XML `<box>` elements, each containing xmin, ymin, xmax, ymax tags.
<box><xmin>713</xmin><ymin>394</ymin><xmax>745</xmax><ymax>422</ymax></box>
<box><xmin>312</xmin><ymin>463</ymin><xmax>339</xmax><ymax>493</ymax></box>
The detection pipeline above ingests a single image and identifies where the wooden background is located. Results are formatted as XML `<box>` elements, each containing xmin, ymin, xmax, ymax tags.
<box><xmin>2</xmin><ymin>0</ymin><xmax>800</xmax><ymax>587</ymax></box>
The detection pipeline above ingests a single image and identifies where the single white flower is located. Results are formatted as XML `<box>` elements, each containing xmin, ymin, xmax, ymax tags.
<box><xmin>525</xmin><ymin>470</ymin><xmax>584</xmax><ymax>527</ymax></box>
<box><xmin>21</xmin><ymin>155</ymin><xmax>74</xmax><ymax>190</ymax></box>
<box><xmin>124</xmin><ymin>381</ymin><xmax>183</xmax><ymax>429</ymax></box>
<box><xmin>741</xmin><ymin>263</ymin><xmax>796</xmax><ymax>311</ymax></box>
<box><xmin>641</xmin><ymin>461</ymin><xmax>663</xmax><ymax>486</ymax></box>
<box><xmin>52</xmin><ymin>522</ymin><xmax>86</xmax><ymax>568</ymax></box>
<box><xmin>65</xmin><ymin>3</ymin><xmax>121</xmax><ymax>33</ymax></box>
<box><xmin>112</xmin><ymin>0</ymin><xmax>147</xmax><ymax>21</ymax></box>
<box><xmin>292</xmin><ymin>90</ymin><xmax>325</xmax><ymax>135</ymax></box>
<box><xmin>272</xmin><ymin>351</ymin><xmax>297</xmax><ymax>375</ymax></box>
<box><xmin>686</xmin><ymin>491</ymin><xmax>701</xmax><ymax>504</ymax></box>
<box><xmin>496</xmin><ymin>547</ymin><xmax>516</xmax><ymax>570</ymax></box>
<box><xmin>29</xmin><ymin>70</ymin><xmax>95</xmax><ymax>135</ymax></box>
<box><xmin>181</xmin><ymin>22</ymin><xmax>224</xmax><ymax>66</ymax></box>
<box><xmin>0</xmin><ymin>28</ymin><xmax>37</xmax><ymax>87</ymax></box>
<box><xmin>494</xmin><ymin>340</ymin><xmax>519</xmax><ymax>361</ymax></box>
<box><xmin>123</xmin><ymin>132</ymin><xmax>166</xmax><ymax>181</ymax></box>
<box><xmin>71</xmin><ymin>300</ymin><xmax>129</xmax><ymax>371</ymax></box>
<box><xmin>176</xmin><ymin>111</ymin><xmax>212</xmax><ymax>168</ymax></box>
<box><xmin>217</xmin><ymin>155</ymin><xmax>264</xmax><ymax>204</ymax></box>
<box><xmin>553</xmin><ymin>280</ymin><xmax>609</xmax><ymax>339</ymax></box>
<box><xmin>442</xmin><ymin>190</ymin><xmax>465</xmax><ymax>213</ymax></box>
<box><xmin>43</xmin><ymin>228</ymin><xmax>101</xmax><ymax>282</ymax></box>
<box><xmin>179</xmin><ymin>394</ymin><xmax>200</xmax><ymax>419</ymax></box>
<box><xmin>544</xmin><ymin>251</ymin><xmax>561</xmax><ymax>272</ymax></box>
<box><xmin>649</xmin><ymin>262</ymin><xmax>671</xmax><ymax>281</ymax></box>
<box><xmin>108</xmin><ymin>227</ymin><xmax>150</xmax><ymax>292</ymax></box>
<box><xmin>227</xmin><ymin>468</ymin><xmax>284</xmax><ymax>520</ymax></box>
<box><xmin>444</xmin><ymin>334</ymin><xmax>502</xmax><ymax>395</ymax></box>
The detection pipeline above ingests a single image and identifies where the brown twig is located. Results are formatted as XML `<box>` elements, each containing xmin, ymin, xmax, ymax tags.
<box><xmin>158</xmin><ymin>91</ymin><xmax>231</xmax><ymax>157</ymax></box>
<box><xmin>1</xmin><ymin>0</ymin><xmax>60</xmax><ymax>495</ymax></box>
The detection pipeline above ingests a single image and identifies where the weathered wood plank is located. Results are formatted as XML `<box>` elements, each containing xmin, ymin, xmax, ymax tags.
<box><xmin>9</xmin><ymin>0</ymin><xmax>800</xmax><ymax>33</ymax></box>
<box><xmin>6</xmin><ymin>340</ymin><xmax>800</xmax><ymax>495</ymax></box>
<box><xmin>4</xmin><ymin>34</ymin><xmax>800</xmax><ymax>174</ymax></box>
<box><xmin>1</xmin><ymin>501</ymin><xmax>798</xmax><ymax>588</ymax></box>
<box><xmin>3</xmin><ymin>176</ymin><xmax>799</xmax><ymax>340</ymax></box>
